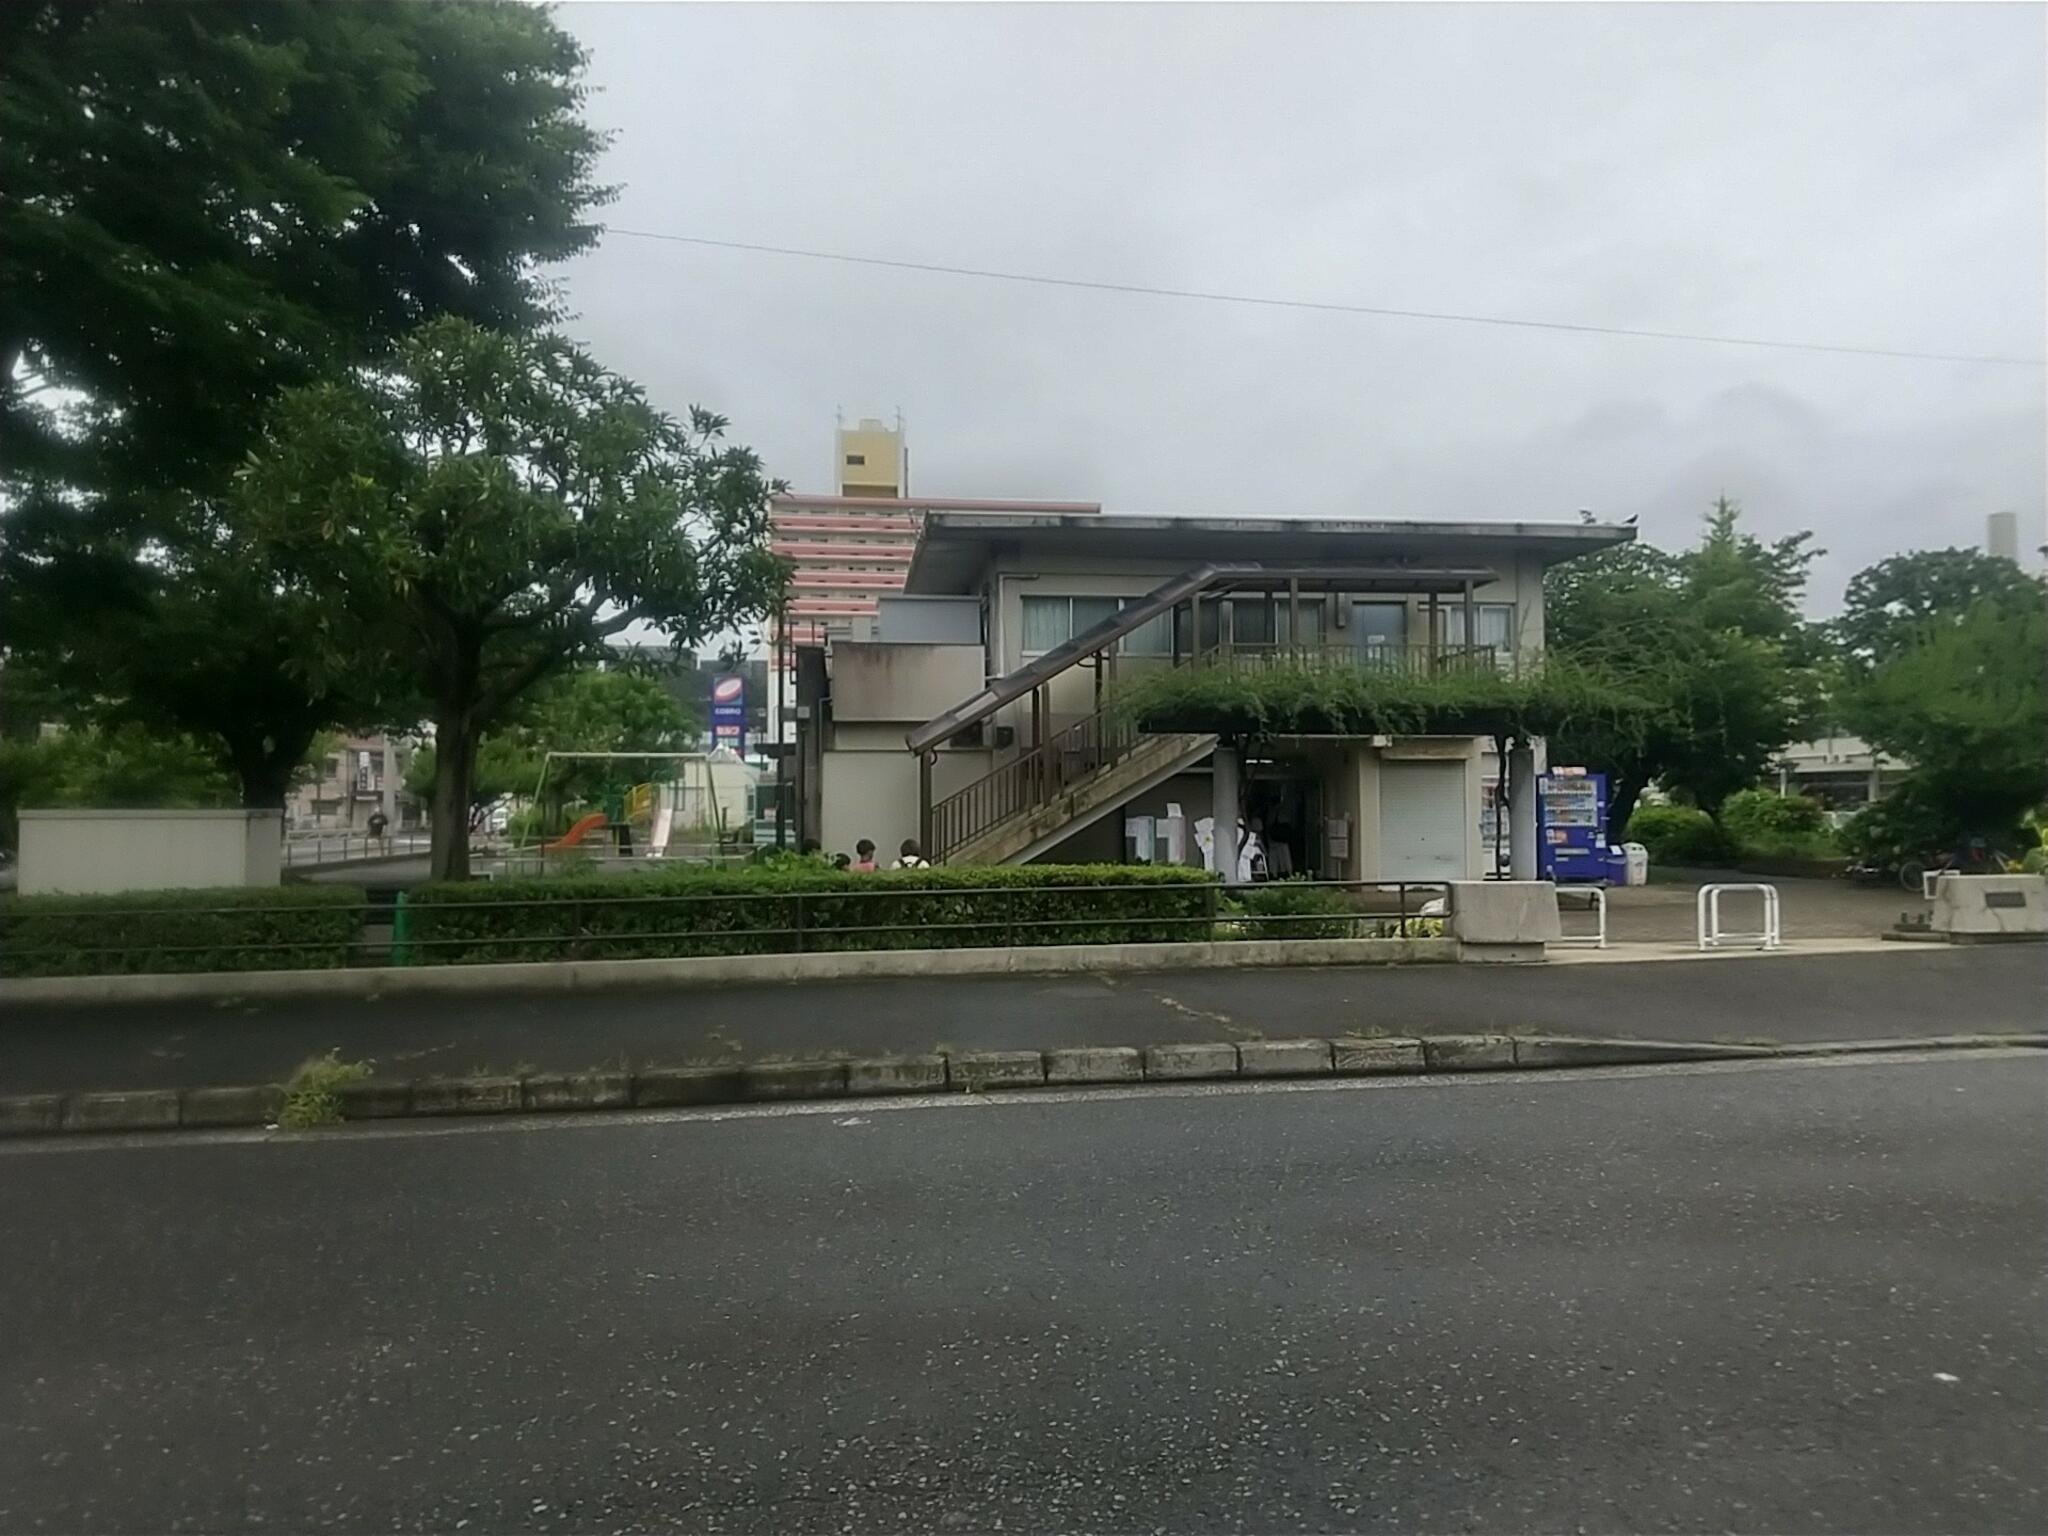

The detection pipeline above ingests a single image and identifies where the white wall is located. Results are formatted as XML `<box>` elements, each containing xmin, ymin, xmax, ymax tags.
<box><xmin>18</xmin><ymin>810</ymin><xmax>284</xmax><ymax>894</ymax></box>
<box><xmin>818</xmin><ymin>747</ymin><xmax>990</xmax><ymax>862</ymax></box>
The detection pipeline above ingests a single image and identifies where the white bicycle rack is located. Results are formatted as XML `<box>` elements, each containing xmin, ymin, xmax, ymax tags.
<box><xmin>1554</xmin><ymin>886</ymin><xmax>1608</xmax><ymax>949</ymax></box>
<box><xmin>1697</xmin><ymin>882</ymin><xmax>1781</xmax><ymax>951</ymax></box>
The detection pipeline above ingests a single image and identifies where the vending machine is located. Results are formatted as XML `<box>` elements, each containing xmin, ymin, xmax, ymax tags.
<box><xmin>1538</xmin><ymin>768</ymin><xmax>1623</xmax><ymax>884</ymax></box>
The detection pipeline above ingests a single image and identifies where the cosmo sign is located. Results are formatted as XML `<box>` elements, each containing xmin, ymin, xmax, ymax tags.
<box><xmin>710</xmin><ymin>673</ymin><xmax>747</xmax><ymax>751</ymax></box>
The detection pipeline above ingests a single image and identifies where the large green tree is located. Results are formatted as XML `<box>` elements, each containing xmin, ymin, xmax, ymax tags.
<box><xmin>1833</xmin><ymin>547</ymin><xmax>2045</xmax><ymax>669</ymax></box>
<box><xmin>1838</xmin><ymin>557</ymin><xmax>2048</xmax><ymax>848</ymax></box>
<box><xmin>1546</xmin><ymin>498</ymin><xmax>1822</xmax><ymax>829</ymax></box>
<box><xmin>238</xmin><ymin>319</ymin><xmax>785</xmax><ymax>880</ymax></box>
<box><xmin>0</xmin><ymin>0</ymin><xmax>608</xmax><ymax>803</ymax></box>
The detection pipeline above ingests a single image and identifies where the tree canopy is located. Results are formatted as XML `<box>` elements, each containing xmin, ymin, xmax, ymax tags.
<box><xmin>0</xmin><ymin>0</ymin><xmax>610</xmax><ymax>806</ymax></box>
<box><xmin>239</xmin><ymin>319</ymin><xmax>785</xmax><ymax>878</ymax></box>
<box><xmin>1</xmin><ymin>0</ymin><xmax>608</xmax><ymax>486</ymax></box>
<box><xmin>1832</xmin><ymin>547</ymin><xmax>2046</xmax><ymax>670</ymax></box>
<box><xmin>1544</xmin><ymin>498</ymin><xmax>1822</xmax><ymax>828</ymax></box>
<box><xmin>1838</xmin><ymin>568</ymin><xmax>2047</xmax><ymax>851</ymax></box>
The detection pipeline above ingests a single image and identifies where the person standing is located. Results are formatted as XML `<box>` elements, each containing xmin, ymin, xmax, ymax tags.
<box><xmin>893</xmin><ymin>839</ymin><xmax>930</xmax><ymax>869</ymax></box>
<box><xmin>850</xmin><ymin>838</ymin><xmax>879</xmax><ymax>872</ymax></box>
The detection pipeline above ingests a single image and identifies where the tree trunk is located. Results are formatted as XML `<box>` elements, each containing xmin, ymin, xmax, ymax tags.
<box><xmin>429</xmin><ymin>710</ymin><xmax>477</xmax><ymax>882</ymax></box>
<box><xmin>223</xmin><ymin>724</ymin><xmax>314</xmax><ymax>810</ymax></box>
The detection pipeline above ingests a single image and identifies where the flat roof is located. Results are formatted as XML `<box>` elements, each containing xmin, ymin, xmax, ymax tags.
<box><xmin>906</xmin><ymin>510</ymin><xmax>1635</xmax><ymax>591</ymax></box>
<box><xmin>772</xmin><ymin>493</ymin><xmax>1103</xmax><ymax>514</ymax></box>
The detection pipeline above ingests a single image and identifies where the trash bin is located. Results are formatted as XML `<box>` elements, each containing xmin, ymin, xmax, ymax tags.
<box><xmin>1622</xmin><ymin>841</ymin><xmax>1650</xmax><ymax>886</ymax></box>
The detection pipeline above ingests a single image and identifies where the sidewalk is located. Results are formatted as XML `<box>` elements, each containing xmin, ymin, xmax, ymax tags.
<box><xmin>1</xmin><ymin>944</ymin><xmax>2036</xmax><ymax>1097</ymax></box>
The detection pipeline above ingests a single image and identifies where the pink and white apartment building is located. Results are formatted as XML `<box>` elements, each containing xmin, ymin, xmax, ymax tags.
<box><xmin>762</xmin><ymin>419</ymin><xmax>1098</xmax><ymax>745</ymax></box>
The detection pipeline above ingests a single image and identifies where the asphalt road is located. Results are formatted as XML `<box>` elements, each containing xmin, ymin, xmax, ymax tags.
<box><xmin>3</xmin><ymin>945</ymin><xmax>2042</xmax><ymax>1095</ymax></box>
<box><xmin>2</xmin><ymin>1050</ymin><xmax>2042</xmax><ymax>1533</ymax></box>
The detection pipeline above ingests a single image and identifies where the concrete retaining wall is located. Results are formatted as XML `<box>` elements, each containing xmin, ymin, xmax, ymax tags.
<box><xmin>18</xmin><ymin>809</ymin><xmax>283</xmax><ymax>894</ymax></box>
<box><xmin>1930</xmin><ymin>874</ymin><xmax>2048</xmax><ymax>940</ymax></box>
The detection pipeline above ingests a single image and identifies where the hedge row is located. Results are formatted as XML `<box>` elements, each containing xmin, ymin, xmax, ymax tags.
<box><xmin>398</xmin><ymin>864</ymin><xmax>1221</xmax><ymax>966</ymax></box>
<box><xmin>0</xmin><ymin>885</ymin><xmax>367</xmax><ymax>977</ymax></box>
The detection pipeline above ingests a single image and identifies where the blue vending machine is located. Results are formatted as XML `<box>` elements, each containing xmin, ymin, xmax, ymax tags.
<box><xmin>1538</xmin><ymin>768</ymin><xmax>1624</xmax><ymax>884</ymax></box>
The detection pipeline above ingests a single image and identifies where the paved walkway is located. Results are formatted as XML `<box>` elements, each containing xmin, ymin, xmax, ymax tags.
<box><xmin>2</xmin><ymin>944</ymin><xmax>2037</xmax><ymax>1096</ymax></box>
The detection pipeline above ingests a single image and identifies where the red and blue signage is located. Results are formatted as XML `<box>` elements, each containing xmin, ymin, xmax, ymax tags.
<box><xmin>710</xmin><ymin>673</ymin><xmax>747</xmax><ymax>752</ymax></box>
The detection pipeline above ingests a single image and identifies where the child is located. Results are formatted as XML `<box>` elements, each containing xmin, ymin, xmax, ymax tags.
<box><xmin>893</xmin><ymin>839</ymin><xmax>930</xmax><ymax>869</ymax></box>
<box><xmin>850</xmin><ymin>838</ymin><xmax>879</xmax><ymax>872</ymax></box>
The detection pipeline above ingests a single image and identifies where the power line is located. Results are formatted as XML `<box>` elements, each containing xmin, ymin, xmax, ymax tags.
<box><xmin>605</xmin><ymin>226</ymin><xmax>2044</xmax><ymax>369</ymax></box>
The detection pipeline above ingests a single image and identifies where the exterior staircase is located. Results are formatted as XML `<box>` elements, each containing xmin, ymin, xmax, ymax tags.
<box><xmin>939</xmin><ymin>727</ymin><xmax>1216</xmax><ymax>866</ymax></box>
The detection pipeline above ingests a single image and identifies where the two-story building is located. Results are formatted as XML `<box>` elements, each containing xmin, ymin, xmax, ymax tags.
<box><xmin>789</xmin><ymin>509</ymin><xmax>1633</xmax><ymax>881</ymax></box>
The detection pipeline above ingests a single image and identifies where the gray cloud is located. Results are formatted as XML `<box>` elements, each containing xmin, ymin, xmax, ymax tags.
<box><xmin>551</xmin><ymin>1</ymin><xmax>2046</xmax><ymax>611</ymax></box>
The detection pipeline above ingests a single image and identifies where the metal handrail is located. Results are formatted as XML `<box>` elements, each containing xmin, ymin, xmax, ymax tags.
<box><xmin>930</xmin><ymin>706</ymin><xmax>1140</xmax><ymax>862</ymax></box>
<box><xmin>1191</xmin><ymin>642</ymin><xmax>1504</xmax><ymax>675</ymax></box>
<box><xmin>925</xmin><ymin>642</ymin><xmax>1509</xmax><ymax>862</ymax></box>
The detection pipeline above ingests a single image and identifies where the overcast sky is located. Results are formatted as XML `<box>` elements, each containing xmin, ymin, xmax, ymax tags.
<box><xmin>551</xmin><ymin>1</ymin><xmax>2046</xmax><ymax>613</ymax></box>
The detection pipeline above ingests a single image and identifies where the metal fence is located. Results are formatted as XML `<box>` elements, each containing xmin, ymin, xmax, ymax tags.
<box><xmin>390</xmin><ymin>877</ymin><xmax>1455</xmax><ymax>965</ymax></box>
<box><xmin>282</xmin><ymin>830</ymin><xmax>434</xmax><ymax>867</ymax></box>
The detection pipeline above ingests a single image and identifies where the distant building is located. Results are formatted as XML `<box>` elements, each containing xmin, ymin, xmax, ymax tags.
<box><xmin>286</xmin><ymin>734</ymin><xmax>423</xmax><ymax>832</ymax></box>
<box><xmin>1986</xmin><ymin>510</ymin><xmax>2020</xmax><ymax>563</ymax></box>
<box><xmin>1772</xmin><ymin>735</ymin><xmax>1907</xmax><ymax>811</ymax></box>
<box><xmin>761</xmin><ymin>418</ymin><xmax>1101</xmax><ymax>749</ymax></box>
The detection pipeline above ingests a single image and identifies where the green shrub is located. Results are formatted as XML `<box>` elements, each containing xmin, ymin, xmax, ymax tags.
<box><xmin>399</xmin><ymin>864</ymin><xmax>1219</xmax><ymax>965</ymax></box>
<box><xmin>279</xmin><ymin>1052</ymin><xmax>372</xmax><ymax>1129</ymax></box>
<box><xmin>1227</xmin><ymin>881</ymin><xmax>1361</xmax><ymax>939</ymax></box>
<box><xmin>1719</xmin><ymin>789</ymin><xmax>1826</xmax><ymax>845</ymax></box>
<box><xmin>0</xmin><ymin>884</ymin><xmax>366</xmax><ymax>977</ymax></box>
<box><xmin>1624</xmin><ymin>804</ymin><xmax>1732</xmax><ymax>866</ymax></box>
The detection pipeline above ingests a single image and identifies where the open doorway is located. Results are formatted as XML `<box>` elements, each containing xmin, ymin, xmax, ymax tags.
<box><xmin>1243</xmin><ymin>754</ymin><xmax>1324</xmax><ymax>879</ymax></box>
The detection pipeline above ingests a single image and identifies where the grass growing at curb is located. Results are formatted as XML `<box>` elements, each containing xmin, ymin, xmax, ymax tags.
<box><xmin>279</xmin><ymin>1052</ymin><xmax>372</xmax><ymax>1129</ymax></box>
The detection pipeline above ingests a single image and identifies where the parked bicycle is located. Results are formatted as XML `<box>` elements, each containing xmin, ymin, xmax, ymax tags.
<box><xmin>1848</xmin><ymin>838</ymin><xmax>2020</xmax><ymax>893</ymax></box>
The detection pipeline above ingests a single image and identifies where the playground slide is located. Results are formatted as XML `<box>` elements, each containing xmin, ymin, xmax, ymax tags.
<box><xmin>649</xmin><ymin>805</ymin><xmax>674</xmax><ymax>857</ymax></box>
<box><xmin>544</xmin><ymin>810</ymin><xmax>609</xmax><ymax>852</ymax></box>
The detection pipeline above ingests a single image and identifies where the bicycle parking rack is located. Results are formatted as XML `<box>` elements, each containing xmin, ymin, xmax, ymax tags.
<box><xmin>1553</xmin><ymin>886</ymin><xmax>1608</xmax><ymax>949</ymax></box>
<box><xmin>1697</xmin><ymin>882</ymin><xmax>1781</xmax><ymax>951</ymax></box>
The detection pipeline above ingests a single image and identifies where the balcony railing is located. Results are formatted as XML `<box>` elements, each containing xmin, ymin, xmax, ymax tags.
<box><xmin>1188</xmin><ymin>641</ymin><xmax>1507</xmax><ymax>675</ymax></box>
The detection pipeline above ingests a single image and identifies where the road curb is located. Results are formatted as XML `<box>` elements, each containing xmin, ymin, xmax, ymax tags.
<box><xmin>5</xmin><ymin>1034</ymin><xmax>2044</xmax><ymax>1142</ymax></box>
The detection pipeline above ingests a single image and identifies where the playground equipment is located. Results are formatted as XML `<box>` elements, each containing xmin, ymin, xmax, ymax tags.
<box><xmin>513</xmin><ymin>751</ymin><xmax>757</xmax><ymax>870</ymax></box>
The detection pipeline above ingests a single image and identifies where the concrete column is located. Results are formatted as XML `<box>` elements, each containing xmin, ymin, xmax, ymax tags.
<box><xmin>1211</xmin><ymin>744</ymin><xmax>1242</xmax><ymax>884</ymax></box>
<box><xmin>381</xmin><ymin>739</ymin><xmax>398</xmax><ymax>829</ymax></box>
<box><xmin>1508</xmin><ymin>741</ymin><xmax>1538</xmax><ymax>882</ymax></box>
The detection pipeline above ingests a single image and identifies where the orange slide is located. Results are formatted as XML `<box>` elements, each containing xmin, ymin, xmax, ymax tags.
<box><xmin>543</xmin><ymin>811</ymin><xmax>609</xmax><ymax>853</ymax></box>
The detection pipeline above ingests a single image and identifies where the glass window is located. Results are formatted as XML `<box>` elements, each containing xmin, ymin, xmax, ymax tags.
<box><xmin>1021</xmin><ymin>595</ymin><xmax>1069</xmax><ymax>653</ymax></box>
<box><xmin>1070</xmin><ymin>596</ymin><xmax>1121</xmax><ymax>637</ymax></box>
<box><xmin>1021</xmin><ymin>595</ymin><xmax>1128</xmax><ymax>654</ymax></box>
<box><xmin>1439</xmin><ymin>603</ymin><xmax>1516</xmax><ymax>650</ymax></box>
<box><xmin>1231</xmin><ymin>597</ymin><xmax>1276</xmax><ymax>646</ymax></box>
<box><xmin>1119</xmin><ymin>603</ymin><xmax>1173</xmax><ymax>657</ymax></box>
<box><xmin>1280</xmin><ymin>600</ymin><xmax>1327</xmax><ymax>646</ymax></box>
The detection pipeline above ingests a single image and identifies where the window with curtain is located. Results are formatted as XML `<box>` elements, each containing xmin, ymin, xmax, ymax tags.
<box><xmin>1021</xmin><ymin>595</ymin><xmax>1127</xmax><ymax>655</ymax></box>
<box><xmin>1438</xmin><ymin>602</ymin><xmax>1517</xmax><ymax>651</ymax></box>
<box><xmin>1119</xmin><ymin>601</ymin><xmax>1173</xmax><ymax>657</ymax></box>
